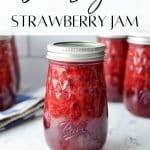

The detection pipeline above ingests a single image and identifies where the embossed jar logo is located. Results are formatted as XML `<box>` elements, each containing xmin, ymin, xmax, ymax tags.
<box><xmin>58</xmin><ymin>120</ymin><xmax>88</xmax><ymax>141</ymax></box>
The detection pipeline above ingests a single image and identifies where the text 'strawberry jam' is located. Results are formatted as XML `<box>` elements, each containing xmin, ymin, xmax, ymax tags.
<box><xmin>10</xmin><ymin>36</ymin><xmax>20</xmax><ymax>91</ymax></box>
<box><xmin>0</xmin><ymin>36</ymin><xmax>16</xmax><ymax>111</ymax></box>
<box><xmin>44</xmin><ymin>42</ymin><xmax>108</xmax><ymax>150</ymax></box>
<box><xmin>124</xmin><ymin>33</ymin><xmax>150</xmax><ymax>117</ymax></box>
<box><xmin>98</xmin><ymin>34</ymin><xmax>128</xmax><ymax>102</ymax></box>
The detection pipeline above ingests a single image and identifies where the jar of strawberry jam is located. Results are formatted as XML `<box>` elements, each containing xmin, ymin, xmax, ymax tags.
<box><xmin>44</xmin><ymin>42</ymin><xmax>108</xmax><ymax>150</ymax></box>
<box><xmin>124</xmin><ymin>33</ymin><xmax>150</xmax><ymax>117</ymax></box>
<box><xmin>0</xmin><ymin>36</ymin><xmax>16</xmax><ymax>111</ymax></box>
<box><xmin>97</xmin><ymin>34</ymin><xmax>128</xmax><ymax>102</ymax></box>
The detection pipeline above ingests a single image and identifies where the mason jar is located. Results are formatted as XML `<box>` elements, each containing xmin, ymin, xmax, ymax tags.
<box><xmin>0</xmin><ymin>36</ymin><xmax>16</xmax><ymax>111</ymax></box>
<box><xmin>97</xmin><ymin>34</ymin><xmax>128</xmax><ymax>102</ymax></box>
<box><xmin>124</xmin><ymin>33</ymin><xmax>150</xmax><ymax>117</ymax></box>
<box><xmin>44</xmin><ymin>42</ymin><xmax>108</xmax><ymax>150</ymax></box>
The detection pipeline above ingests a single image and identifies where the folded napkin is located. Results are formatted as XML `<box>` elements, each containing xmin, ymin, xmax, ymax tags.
<box><xmin>0</xmin><ymin>87</ymin><xmax>45</xmax><ymax>131</ymax></box>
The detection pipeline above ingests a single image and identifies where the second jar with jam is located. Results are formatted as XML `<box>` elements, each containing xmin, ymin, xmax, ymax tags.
<box><xmin>44</xmin><ymin>42</ymin><xmax>108</xmax><ymax>150</ymax></box>
<box><xmin>0</xmin><ymin>36</ymin><xmax>16</xmax><ymax>111</ymax></box>
<box><xmin>98</xmin><ymin>34</ymin><xmax>128</xmax><ymax>102</ymax></box>
<box><xmin>124</xmin><ymin>33</ymin><xmax>150</xmax><ymax>117</ymax></box>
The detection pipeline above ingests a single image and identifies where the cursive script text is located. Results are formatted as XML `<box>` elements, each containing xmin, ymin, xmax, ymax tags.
<box><xmin>22</xmin><ymin>0</ymin><xmax>30</xmax><ymax>3</ymax></box>
<box><xmin>70</xmin><ymin>0</ymin><xmax>103</xmax><ymax>14</ymax></box>
<box><xmin>59</xmin><ymin>120</ymin><xmax>88</xmax><ymax>141</ymax></box>
<box><xmin>22</xmin><ymin>0</ymin><xmax>103</xmax><ymax>14</ymax></box>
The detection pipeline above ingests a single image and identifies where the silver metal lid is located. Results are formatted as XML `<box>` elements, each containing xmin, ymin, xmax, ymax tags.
<box><xmin>47</xmin><ymin>41</ymin><xmax>105</xmax><ymax>62</ymax></box>
<box><xmin>128</xmin><ymin>32</ymin><xmax>150</xmax><ymax>45</ymax></box>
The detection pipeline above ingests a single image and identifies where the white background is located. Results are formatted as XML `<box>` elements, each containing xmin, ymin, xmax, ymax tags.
<box><xmin>0</xmin><ymin>0</ymin><xmax>149</xmax><ymax>35</ymax></box>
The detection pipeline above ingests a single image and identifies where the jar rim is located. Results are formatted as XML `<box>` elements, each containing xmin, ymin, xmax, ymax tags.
<box><xmin>47</xmin><ymin>41</ymin><xmax>105</xmax><ymax>62</ymax></box>
<box><xmin>127</xmin><ymin>31</ymin><xmax>150</xmax><ymax>45</ymax></box>
<box><xmin>97</xmin><ymin>31</ymin><xmax>127</xmax><ymax>39</ymax></box>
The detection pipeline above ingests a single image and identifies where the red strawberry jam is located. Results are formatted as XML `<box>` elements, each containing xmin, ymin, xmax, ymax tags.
<box><xmin>10</xmin><ymin>36</ymin><xmax>20</xmax><ymax>91</ymax></box>
<box><xmin>44</xmin><ymin>42</ymin><xmax>108</xmax><ymax>150</ymax></box>
<box><xmin>0</xmin><ymin>36</ymin><xmax>16</xmax><ymax>111</ymax></box>
<box><xmin>98</xmin><ymin>35</ymin><xmax>128</xmax><ymax>102</ymax></box>
<box><xmin>124</xmin><ymin>34</ymin><xmax>150</xmax><ymax>117</ymax></box>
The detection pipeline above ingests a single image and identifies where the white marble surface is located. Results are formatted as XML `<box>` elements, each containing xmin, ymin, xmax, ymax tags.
<box><xmin>0</xmin><ymin>103</ymin><xmax>150</xmax><ymax>150</ymax></box>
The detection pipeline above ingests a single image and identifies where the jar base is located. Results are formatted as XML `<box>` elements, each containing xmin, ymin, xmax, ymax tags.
<box><xmin>44</xmin><ymin>117</ymin><xmax>107</xmax><ymax>150</ymax></box>
<box><xmin>125</xmin><ymin>102</ymin><xmax>150</xmax><ymax>118</ymax></box>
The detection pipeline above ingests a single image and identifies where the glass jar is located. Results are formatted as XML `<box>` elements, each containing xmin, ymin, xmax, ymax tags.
<box><xmin>10</xmin><ymin>36</ymin><xmax>20</xmax><ymax>91</ymax></box>
<box><xmin>0</xmin><ymin>36</ymin><xmax>16</xmax><ymax>111</ymax></box>
<box><xmin>97</xmin><ymin>34</ymin><xmax>128</xmax><ymax>102</ymax></box>
<box><xmin>124</xmin><ymin>33</ymin><xmax>150</xmax><ymax>117</ymax></box>
<box><xmin>44</xmin><ymin>42</ymin><xmax>108</xmax><ymax>150</ymax></box>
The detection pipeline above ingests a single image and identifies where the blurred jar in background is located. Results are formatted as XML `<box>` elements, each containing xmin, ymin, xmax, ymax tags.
<box><xmin>124</xmin><ymin>33</ymin><xmax>150</xmax><ymax>117</ymax></box>
<box><xmin>97</xmin><ymin>34</ymin><xmax>128</xmax><ymax>102</ymax></box>
<box><xmin>0</xmin><ymin>36</ymin><xmax>16</xmax><ymax>111</ymax></box>
<box><xmin>10</xmin><ymin>36</ymin><xmax>20</xmax><ymax>91</ymax></box>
